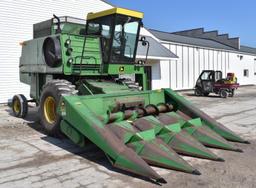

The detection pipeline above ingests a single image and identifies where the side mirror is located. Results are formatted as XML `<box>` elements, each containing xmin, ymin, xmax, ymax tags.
<box><xmin>139</xmin><ymin>36</ymin><xmax>147</xmax><ymax>46</ymax></box>
<box><xmin>138</xmin><ymin>36</ymin><xmax>149</xmax><ymax>64</ymax></box>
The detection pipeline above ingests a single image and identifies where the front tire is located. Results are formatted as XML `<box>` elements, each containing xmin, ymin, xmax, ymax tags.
<box><xmin>39</xmin><ymin>80</ymin><xmax>77</xmax><ymax>137</ymax></box>
<box><xmin>12</xmin><ymin>94</ymin><xmax>28</xmax><ymax>118</ymax></box>
<box><xmin>220</xmin><ymin>89</ymin><xmax>228</xmax><ymax>98</ymax></box>
<box><xmin>194</xmin><ymin>88</ymin><xmax>202</xmax><ymax>96</ymax></box>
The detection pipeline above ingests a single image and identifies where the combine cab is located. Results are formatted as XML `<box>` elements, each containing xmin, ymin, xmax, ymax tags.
<box><xmin>12</xmin><ymin>7</ymin><xmax>249</xmax><ymax>184</ymax></box>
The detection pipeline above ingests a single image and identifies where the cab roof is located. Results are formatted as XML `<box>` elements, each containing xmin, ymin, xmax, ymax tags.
<box><xmin>87</xmin><ymin>7</ymin><xmax>144</xmax><ymax>20</ymax></box>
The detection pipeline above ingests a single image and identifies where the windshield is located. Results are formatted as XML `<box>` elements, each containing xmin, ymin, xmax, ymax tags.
<box><xmin>86</xmin><ymin>14</ymin><xmax>141</xmax><ymax>64</ymax></box>
<box><xmin>111</xmin><ymin>15</ymin><xmax>140</xmax><ymax>63</ymax></box>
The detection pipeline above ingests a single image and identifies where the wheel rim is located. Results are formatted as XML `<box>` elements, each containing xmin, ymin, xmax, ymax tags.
<box><xmin>44</xmin><ymin>96</ymin><xmax>57</xmax><ymax>124</ymax></box>
<box><xmin>13</xmin><ymin>98</ymin><xmax>20</xmax><ymax>113</ymax></box>
<box><xmin>221</xmin><ymin>91</ymin><xmax>227</xmax><ymax>98</ymax></box>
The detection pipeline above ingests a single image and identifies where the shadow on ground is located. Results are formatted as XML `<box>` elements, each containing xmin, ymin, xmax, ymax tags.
<box><xmin>184</xmin><ymin>93</ymin><xmax>221</xmax><ymax>98</ymax></box>
<box><xmin>5</xmin><ymin>106</ymin><xmax>160</xmax><ymax>185</ymax></box>
<box><xmin>41</xmin><ymin>136</ymin><xmax>159</xmax><ymax>185</ymax></box>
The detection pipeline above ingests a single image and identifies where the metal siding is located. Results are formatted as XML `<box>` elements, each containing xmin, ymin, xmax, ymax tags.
<box><xmin>205</xmin><ymin>49</ymin><xmax>209</xmax><ymax>70</ymax></box>
<box><xmin>213</xmin><ymin>50</ymin><xmax>217</xmax><ymax>70</ymax></box>
<box><xmin>0</xmin><ymin>0</ymin><xmax>112</xmax><ymax>103</ymax></box>
<box><xmin>208</xmin><ymin>50</ymin><xmax>212</xmax><ymax>70</ymax></box>
<box><xmin>188</xmin><ymin>47</ymin><xmax>194</xmax><ymax>88</ymax></box>
<box><xmin>176</xmin><ymin>45</ymin><xmax>183</xmax><ymax>89</ymax></box>
<box><xmin>160</xmin><ymin>43</ymin><xmax>170</xmax><ymax>88</ymax></box>
<box><xmin>183</xmin><ymin>46</ymin><xmax>188</xmax><ymax>88</ymax></box>
<box><xmin>218</xmin><ymin>51</ymin><xmax>221</xmax><ymax>71</ymax></box>
<box><xmin>199</xmin><ymin>48</ymin><xmax>204</xmax><ymax>74</ymax></box>
<box><xmin>175</xmin><ymin>45</ymin><xmax>178</xmax><ymax>89</ymax></box>
<box><xmin>170</xmin><ymin>44</ymin><xmax>177</xmax><ymax>89</ymax></box>
<box><xmin>203</xmin><ymin>49</ymin><xmax>207</xmax><ymax>70</ymax></box>
<box><xmin>194</xmin><ymin>48</ymin><xmax>199</xmax><ymax>86</ymax></box>
<box><xmin>221</xmin><ymin>52</ymin><xmax>225</xmax><ymax>75</ymax></box>
<box><xmin>225</xmin><ymin>52</ymin><xmax>227</xmax><ymax>75</ymax></box>
<box><xmin>151</xmin><ymin>61</ymin><xmax>161</xmax><ymax>89</ymax></box>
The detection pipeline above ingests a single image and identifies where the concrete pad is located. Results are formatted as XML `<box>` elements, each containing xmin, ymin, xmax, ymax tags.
<box><xmin>0</xmin><ymin>86</ymin><xmax>256</xmax><ymax>188</ymax></box>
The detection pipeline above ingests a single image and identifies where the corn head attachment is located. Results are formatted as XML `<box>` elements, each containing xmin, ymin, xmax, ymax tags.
<box><xmin>58</xmin><ymin>88</ymin><xmax>247</xmax><ymax>182</ymax></box>
<box><xmin>164</xmin><ymin>89</ymin><xmax>249</xmax><ymax>144</ymax></box>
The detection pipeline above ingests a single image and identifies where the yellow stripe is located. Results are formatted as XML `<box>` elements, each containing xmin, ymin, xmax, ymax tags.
<box><xmin>87</xmin><ymin>7</ymin><xmax>144</xmax><ymax>20</ymax></box>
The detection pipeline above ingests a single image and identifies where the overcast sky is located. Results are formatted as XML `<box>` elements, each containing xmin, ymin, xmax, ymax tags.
<box><xmin>108</xmin><ymin>0</ymin><xmax>256</xmax><ymax>47</ymax></box>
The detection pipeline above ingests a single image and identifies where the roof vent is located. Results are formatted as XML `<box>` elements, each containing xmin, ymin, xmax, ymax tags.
<box><xmin>172</xmin><ymin>28</ymin><xmax>240</xmax><ymax>49</ymax></box>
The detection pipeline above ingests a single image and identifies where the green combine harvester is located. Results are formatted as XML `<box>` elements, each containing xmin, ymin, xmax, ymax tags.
<box><xmin>12</xmin><ymin>7</ymin><xmax>249</xmax><ymax>184</ymax></box>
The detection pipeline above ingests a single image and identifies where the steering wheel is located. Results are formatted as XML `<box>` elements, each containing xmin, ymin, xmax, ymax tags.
<box><xmin>114</xmin><ymin>31</ymin><xmax>122</xmax><ymax>45</ymax></box>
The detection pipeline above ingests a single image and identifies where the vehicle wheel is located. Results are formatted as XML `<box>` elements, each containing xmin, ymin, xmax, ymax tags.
<box><xmin>220</xmin><ymin>89</ymin><xmax>228</xmax><ymax>98</ymax></box>
<box><xmin>194</xmin><ymin>88</ymin><xmax>202</xmax><ymax>96</ymax></box>
<box><xmin>203</xmin><ymin>92</ymin><xmax>209</xmax><ymax>96</ymax></box>
<box><xmin>39</xmin><ymin>79</ymin><xmax>77</xmax><ymax>137</ymax></box>
<box><xmin>12</xmin><ymin>94</ymin><xmax>28</xmax><ymax>118</ymax></box>
<box><xmin>229</xmin><ymin>89</ymin><xmax>235</xmax><ymax>97</ymax></box>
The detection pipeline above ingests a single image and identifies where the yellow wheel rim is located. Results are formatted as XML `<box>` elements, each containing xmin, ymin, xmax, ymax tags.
<box><xmin>43</xmin><ymin>96</ymin><xmax>57</xmax><ymax>124</ymax></box>
<box><xmin>13</xmin><ymin>98</ymin><xmax>20</xmax><ymax>113</ymax></box>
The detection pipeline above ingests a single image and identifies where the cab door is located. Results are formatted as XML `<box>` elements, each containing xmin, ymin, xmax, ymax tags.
<box><xmin>200</xmin><ymin>71</ymin><xmax>214</xmax><ymax>92</ymax></box>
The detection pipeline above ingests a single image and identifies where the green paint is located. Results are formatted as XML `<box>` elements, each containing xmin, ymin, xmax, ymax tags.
<box><xmin>164</xmin><ymin>89</ymin><xmax>247</xmax><ymax>143</ymax></box>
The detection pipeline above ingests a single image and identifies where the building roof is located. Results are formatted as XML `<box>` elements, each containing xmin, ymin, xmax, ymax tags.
<box><xmin>149</xmin><ymin>29</ymin><xmax>236</xmax><ymax>50</ymax></box>
<box><xmin>87</xmin><ymin>7</ymin><xmax>144</xmax><ymax>20</ymax></box>
<box><xmin>136</xmin><ymin>36</ymin><xmax>178</xmax><ymax>60</ymax></box>
<box><xmin>171</xmin><ymin>28</ymin><xmax>239</xmax><ymax>49</ymax></box>
<box><xmin>240</xmin><ymin>45</ymin><xmax>256</xmax><ymax>55</ymax></box>
<box><xmin>149</xmin><ymin>29</ymin><xmax>256</xmax><ymax>56</ymax></box>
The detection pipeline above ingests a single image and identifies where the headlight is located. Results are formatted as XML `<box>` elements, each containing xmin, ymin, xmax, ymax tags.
<box><xmin>67</xmin><ymin>58</ymin><xmax>73</xmax><ymax>65</ymax></box>
<box><xmin>65</xmin><ymin>39</ymin><xmax>71</xmax><ymax>47</ymax></box>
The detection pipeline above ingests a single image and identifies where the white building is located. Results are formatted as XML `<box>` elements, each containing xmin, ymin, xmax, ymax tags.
<box><xmin>148</xmin><ymin>28</ymin><xmax>256</xmax><ymax>90</ymax></box>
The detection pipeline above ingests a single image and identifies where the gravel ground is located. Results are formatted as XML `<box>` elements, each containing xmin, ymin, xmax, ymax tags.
<box><xmin>0</xmin><ymin>86</ymin><xmax>255</xmax><ymax>188</ymax></box>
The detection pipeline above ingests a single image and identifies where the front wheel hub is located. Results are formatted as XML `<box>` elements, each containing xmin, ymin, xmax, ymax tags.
<box><xmin>13</xmin><ymin>98</ymin><xmax>21</xmax><ymax>113</ymax></box>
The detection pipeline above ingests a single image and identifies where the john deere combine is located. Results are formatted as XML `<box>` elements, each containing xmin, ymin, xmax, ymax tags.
<box><xmin>12</xmin><ymin>7</ymin><xmax>249</xmax><ymax>184</ymax></box>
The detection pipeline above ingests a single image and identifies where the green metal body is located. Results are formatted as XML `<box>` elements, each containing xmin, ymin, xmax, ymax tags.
<box><xmin>18</xmin><ymin>11</ymin><xmax>248</xmax><ymax>183</ymax></box>
<box><xmin>19</xmin><ymin>18</ymin><xmax>147</xmax><ymax>102</ymax></box>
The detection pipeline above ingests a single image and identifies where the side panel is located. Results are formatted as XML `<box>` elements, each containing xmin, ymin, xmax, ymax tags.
<box><xmin>61</xmin><ymin>34</ymin><xmax>103</xmax><ymax>75</ymax></box>
<box><xmin>19</xmin><ymin>36</ymin><xmax>63</xmax><ymax>74</ymax></box>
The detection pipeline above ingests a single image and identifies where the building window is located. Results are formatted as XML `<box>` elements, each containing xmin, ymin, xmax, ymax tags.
<box><xmin>243</xmin><ymin>69</ymin><xmax>249</xmax><ymax>77</ymax></box>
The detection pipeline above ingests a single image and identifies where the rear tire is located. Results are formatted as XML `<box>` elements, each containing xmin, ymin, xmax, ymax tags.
<box><xmin>12</xmin><ymin>94</ymin><xmax>28</xmax><ymax>118</ymax></box>
<box><xmin>39</xmin><ymin>79</ymin><xmax>77</xmax><ymax>137</ymax></box>
<box><xmin>194</xmin><ymin>88</ymin><xmax>202</xmax><ymax>96</ymax></box>
<box><xmin>220</xmin><ymin>89</ymin><xmax>228</xmax><ymax>98</ymax></box>
<box><xmin>203</xmin><ymin>92</ymin><xmax>209</xmax><ymax>96</ymax></box>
